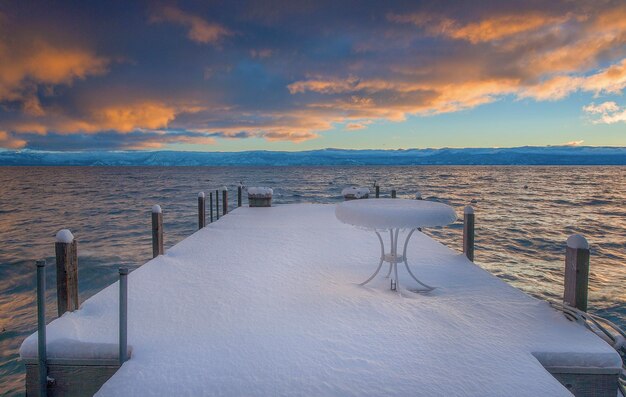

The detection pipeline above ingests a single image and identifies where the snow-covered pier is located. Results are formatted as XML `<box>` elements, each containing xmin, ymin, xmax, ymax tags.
<box><xmin>21</xmin><ymin>203</ymin><xmax>622</xmax><ymax>396</ymax></box>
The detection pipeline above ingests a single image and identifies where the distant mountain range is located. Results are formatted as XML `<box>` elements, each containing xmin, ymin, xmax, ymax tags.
<box><xmin>0</xmin><ymin>146</ymin><xmax>624</xmax><ymax>166</ymax></box>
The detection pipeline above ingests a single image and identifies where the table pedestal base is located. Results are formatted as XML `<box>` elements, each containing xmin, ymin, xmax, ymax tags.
<box><xmin>360</xmin><ymin>228</ymin><xmax>435</xmax><ymax>292</ymax></box>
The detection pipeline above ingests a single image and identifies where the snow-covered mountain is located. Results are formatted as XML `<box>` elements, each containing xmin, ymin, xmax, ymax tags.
<box><xmin>0</xmin><ymin>147</ymin><xmax>624</xmax><ymax>166</ymax></box>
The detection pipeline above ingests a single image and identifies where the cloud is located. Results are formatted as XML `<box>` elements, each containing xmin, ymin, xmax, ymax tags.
<box><xmin>0</xmin><ymin>39</ymin><xmax>109</xmax><ymax>115</ymax></box>
<box><xmin>150</xmin><ymin>5</ymin><xmax>231</xmax><ymax>45</ymax></box>
<box><xmin>583</xmin><ymin>101</ymin><xmax>626</xmax><ymax>124</ymax></box>
<box><xmin>388</xmin><ymin>11</ymin><xmax>568</xmax><ymax>44</ymax></box>
<box><xmin>0</xmin><ymin>131</ymin><xmax>27</xmax><ymax>149</ymax></box>
<box><xmin>563</xmin><ymin>140</ymin><xmax>584</xmax><ymax>146</ymax></box>
<box><xmin>345</xmin><ymin>121</ymin><xmax>372</xmax><ymax>130</ymax></box>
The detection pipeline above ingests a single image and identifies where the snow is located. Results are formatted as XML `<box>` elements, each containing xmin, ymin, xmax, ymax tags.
<box><xmin>20</xmin><ymin>204</ymin><xmax>621</xmax><ymax>396</ymax></box>
<box><xmin>219</xmin><ymin>186</ymin><xmax>228</xmax><ymax>191</ymax></box>
<box><xmin>151</xmin><ymin>205</ymin><xmax>162</xmax><ymax>214</ymax></box>
<box><xmin>567</xmin><ymin>234</ymin><xmax>589</xmax><ymax>249</ymax></box>
<box><xmin>55</xmin><ymin>229</ymin><xmax>74</xmax><ymax>244</ymax></box>
<box><xmin>464</xmin><ymin>205</ymin><xmax>474</xmax><ymax>215</ymax></box>
<box><xmin>341</xmin><ymin>186</ymin><xmax>370</xmax><ymax>198</ymax></box>
<box><xmin>248</xmin><ymin>186</ymin><xmax>273</xmax><ymax>196</ymax></box>
<box><xmin>336</xmin><ymin>198</ymin><xmax>457</xmax><ymax>230</ymax></box>
<box><xmin>198</xmin><ymin>191</ymin><xmax>205</xmax><ymax>198</ymax></box>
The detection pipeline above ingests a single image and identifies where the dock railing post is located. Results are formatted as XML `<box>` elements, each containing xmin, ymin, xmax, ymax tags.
<box><xmin>238</xmin><ymin>185</ymin><xmax>242</xmax><ymax>207</ymax></box>
<box><xmin>375</xmin><ymin>185</ymin><xmax>380</xmax><ymax>198</ymax></box>
<box><xmin>152</xmin><ymin>205</ymin><xmax>164</xmax><ymax>258</ymax></box>
<box><xmin>215</xmin><ymin>189</ymin><xmax>219</xmax><ymax>220</ymax></box>
<box><xmin>209</xmin><ymin>192</ymin><xmax>213</xmax><ymax>223</ymax></box>
<box><xmin>36</xmin><ymin>259</ymin><xmax>48</xmax><ymax>397</ymax></box>
<box><xmin>564</xmin><ymin>234</ymin><xmax>590</xmax><ymax>312</ymax></box>
<box><xmin>119</xmin><ymin>267</ymin><xmax>128</xmax><ymax>365</ymax></box>
<box><xmin>55</xmin><ymin>229</ymin><xmax>78</xmax><ymax>317</ymax></box>
<box><xmin>222</xmin><ymin>187</ymin><xmax>228</xmax><ymax>215</ymax></box>
<box><xmin>391</xmin><ymin>189</ymin><xmax>396</xmax><ymax>198</ymax></box>
<box><xmin>463</xmin><ymin>206</ymin><xmax>475</xmax><ymax>261</ymax></box>
<box><xmin>198</xmin><ymin>192</ymin><xmax>205</xmax><ymax>229</ymax></box>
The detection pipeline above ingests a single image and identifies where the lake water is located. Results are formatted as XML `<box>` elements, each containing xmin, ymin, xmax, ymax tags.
<box><xmin>0</xmin><ymin>166</ymin><xmax>624</xmax><ymax>395</ymax></box>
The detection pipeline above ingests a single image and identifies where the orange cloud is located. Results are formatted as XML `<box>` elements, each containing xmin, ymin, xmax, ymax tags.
<box><xmin>0</xmin><ymin>39</ymin><xmax>109</xmax><ymax>115</ymax></box>
<box><xmin>0</xmin><ymin>131</ymin><xmax>26</xmax><ymax>149</ymax></box>
<box><xmin>388</xmin><ymin>12</ymin><xmax>568</xmax><ymax>43</ymax></box>
<box><xmin>150</xmin><ymin>6</ymin><xmax>231</xmax><ymax>45</ymax></box>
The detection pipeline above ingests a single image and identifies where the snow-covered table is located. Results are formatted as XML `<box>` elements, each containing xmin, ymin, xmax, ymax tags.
<box><xmin>335</xmin><ymin>198</ymin><xmax>457</xmax><ymax>291</ymax></box>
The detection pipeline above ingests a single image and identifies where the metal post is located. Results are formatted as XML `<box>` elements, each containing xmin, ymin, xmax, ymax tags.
<box><xmin>119</xmin><ymin>267</ymin><xmax>128</xmax><ymax>365</ymax></box>
<box><xmin>391</xmin><ymin>189</ymin><xmax>396</xmax><ymax>198</ymax></box>
<box><xmin>564</xmin><ymin>235</ymin><xmax>590</xmax><ymax>312</ymax></box>
<box><xmin>463</xmin><ymin>206</ymin><xmax>475</xmax><ymax>261</ymax></box>
<box><xmin>151</xmin><ymin>205</ymin><xmax>164</xmax><ymax>258</ymax></box>
<box><xmin>36</xmin><ymin>259</ymin><xmax>48</xmax><ymax>397</ymax></box>
<box><xmin>55</xmin><ymin>229</ymin><xmax>78</xmax><ymax>316</ymax></box>
<box><xmin>238</xmin><ymin>186</ymin><xmax>242</xmax><ymax>207</ymax></box>
<box><xmin>222</xmin><ymin>188</ymin><xmax>228</xmax><ymax>215</ymax></box>
<box><xmin>198</xmin><ymin>192</ymin><xmax>205</xmax><ymax>229</ymax></box>
<box><xmin>215</xmin><ymin>190</ymin><xmax>219</xmax><ymax>220</ymax></box>
<box><xmin>375</xmin><ymin>185</ymin><xmax>380</xmax><ymax>198</ymax></box>
<box><xmin>209</xmin><ymin>192</ymin><xmax>213</xmax><ymax>223</ymax></box>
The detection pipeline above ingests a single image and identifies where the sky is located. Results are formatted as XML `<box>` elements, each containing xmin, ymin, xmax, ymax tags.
<box><xmin>0</xmin><ymin>0</ymin><xmax>625</xmax><ymax>152</ymax></box>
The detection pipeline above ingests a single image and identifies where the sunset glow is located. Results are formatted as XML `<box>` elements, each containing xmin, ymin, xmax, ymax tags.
<box><xmin>0</xmin><ymin>1</ymin><xmax>625</xmax><ymax>151</ymax></box>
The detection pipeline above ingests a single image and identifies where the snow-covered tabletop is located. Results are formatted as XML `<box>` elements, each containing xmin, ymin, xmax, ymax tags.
<box><xmin>335</xmin><ymin>199</ymin><xmax>457</xmax><ymax>291</ymax></box>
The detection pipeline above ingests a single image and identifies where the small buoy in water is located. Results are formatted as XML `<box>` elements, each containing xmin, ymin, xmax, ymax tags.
<box><xmin>470</xmin><ymin>199</ymin><xmax>478</xmax><ymax>204</ymax></box>
<box><xmin>523</xmin><ymin>185</ymin><xmax>529</xmax><ymax>189</ymax></box>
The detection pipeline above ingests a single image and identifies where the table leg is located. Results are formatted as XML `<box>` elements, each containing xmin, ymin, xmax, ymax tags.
<box><xmin>360</xmin><ymin>231</ymin><xmax>385</xmax><ymax>286</ymax></box>
<box><xmin>402</xmin><ymin>228</ymin><xmax>435</xmax><ymax>292</ymax></box>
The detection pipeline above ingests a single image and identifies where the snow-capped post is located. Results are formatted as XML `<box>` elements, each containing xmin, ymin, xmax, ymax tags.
<box><xmin>209</xmin><ymin>192</ymin><xmax>213</xmax><ymax>223</ymax></box>
<box><xmin>463</xmin><ymin>206</ymin><xmax>475</xmax><ymax>261</ymax></box>
<box><xmin>198</xmin><ymin>192</ymin><xmax>206</xmax><ymax>229</ymax></box>
<box><xmin>151</xmin><ymin>205</ymin><xmax>164</xmax><ymax>258</ymax></box>
<box><xmin>342</xmin><ymin>187</ymin><xmax>370</xmax><ymax>200</ymax></box>
<box><xmin>375</xmin><ymin>185</ymin><xmax>380</xmax><ymax>198</ymax></box>
<box><xmin>119</xmin><ymin>267</ymin><xmax>128</xmax><ymax>365</ymax></box>
<box><xmin>36</xmin><ymin>259</ymin><xmax>48</xmax><ymax>397</ymax></box>
<box><xmin>238</xmin><ymin>185</ymin><xmax>242</xmax><ymax>207</ymax></box>
<box><xmin>564</xmin><ymin>234</ymin><xmax>590</xmax><ymax>312</ymax></box>
<box><xmin>215</xmin><ymin>189</ymin><xmax>219</xmax><ymax>220</ymax></box>
<box><xmin>391</xmin><ymin>189</ymin><xmax>397</xmax><ymax>198</ymax></box>
<box><xmin>55</xmin><ymin>229</ymin><xmax>78</xmax><ymax>316</ymax></box>
<box><xmin>248</xmin><ymin>187</ymin><xmax>273</xmax><ymax>207</ymax></box>
<box><xmin>222</xmin><ymin>187</ymin><xmax>228</xmax><ymax>215</ymax></box>
<box><xmin>415</xmin><ymin>192</ymin><xmax>423</xmax><ymax>200</ymax></box>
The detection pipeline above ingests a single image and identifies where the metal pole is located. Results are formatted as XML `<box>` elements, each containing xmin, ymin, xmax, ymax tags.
<box><xmin>36</xmin><ymin>259</ymin><xmax>48</xmax><ymax>397</ymax></box>
<box><xmin>119</xmin><ymin>267</ymin><xmax>128</xmax><ymax>365</ymax></box>
<box><xmin>375</xmin><ymin>185</ymin><xmax>380</xmax><ymax>198</ymax></box>
<box><xmin>222</xmin><ymin>189</ymin><xmax>228</xmax><ymax>215</ymax></box>
<box><xmin>215</xmin><ymin>190</ymin><xmax>219</xmax><ymax>220</ymax></box>
<box><xmin>209</xmin><ymin>192</ymin><xmax>213</xmax><ymax>223</ymax></box>
<box><xmin>391</xmin><ymin>189</ymin><xmax>396</xmax><ymax>198</ymax></box>
<box><xmin>238</xmin><ymin>186</ymin><xmax>242</xmax><ymax>207</ymax></box>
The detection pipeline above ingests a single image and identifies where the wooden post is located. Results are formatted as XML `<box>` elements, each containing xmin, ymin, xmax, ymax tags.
<box><xmin>375</xmin><ymin>185</ymin><xmax>380</xmax><ymax>198</ymax></box>
<box><xmin>222</xmin><ymin>187</ymin><xmax>228</xmax><ymax>215</ymax></box>
<box><xmin>55</xmin><ymin>229</ymin><xmax>79</xmax><ymax>316</ymax></box>
<box><xmin>463</xmin><ymin>206</ymin><xmax>475</xmax><ymax>261</ymax></box>
<box><xmin>215</xmin><ymin>189</ymin><xmax>219</xmax><ymax>220</ymax></box>
<box><xmin>564</xmin><ymin>234</ymin><xmax>590</xmax><ymax>312</ymax></box>
<box><xmin>152</xmin><ymin>205</ymin><xmax>164</xmax><ymax>258</ymax></box>
<box><xmin>198</xmin><ymin>192</ymin><xmax>205</xmax><ymax>229</ymax></box>
<box><xmin>238</xmin><ymin>186</ymin><xmax>242</xmax><ymax>207</ymax></box>
<box><xmin>209</xmin><ymin>192</ymin><xmax>213</xmax><ymax>223</ymax></box>
<box><xmin>391</xmin><ymin>189</ymin><xmax>396</xmax><ymax>198</ymax></box>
